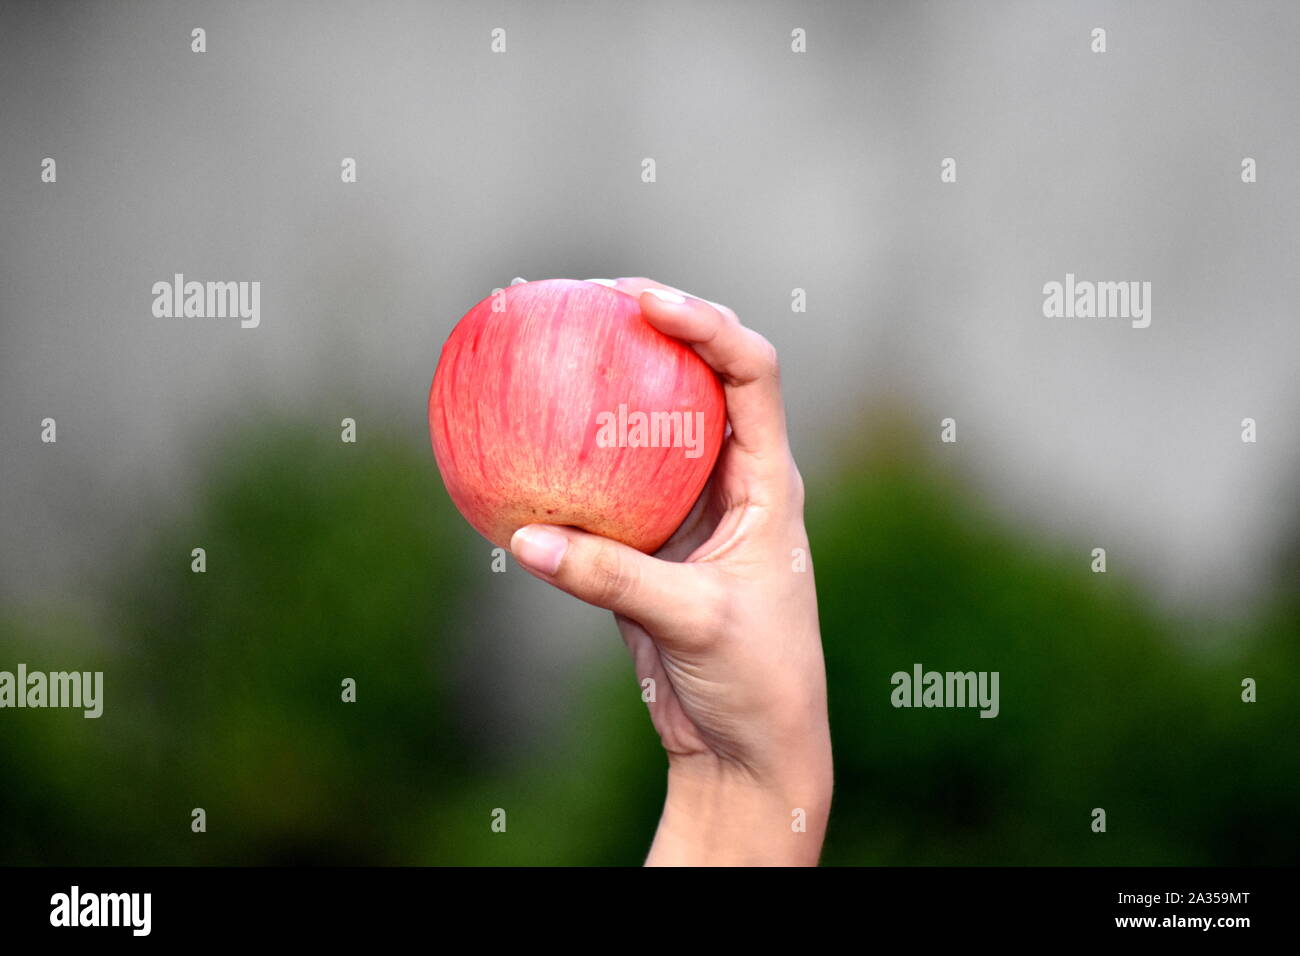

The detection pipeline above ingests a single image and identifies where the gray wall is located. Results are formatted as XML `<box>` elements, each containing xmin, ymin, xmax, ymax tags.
<box><xmin>2</xmin><ymin>0</ymin><xmax>1296</xmax><ymax>621</ymax></box>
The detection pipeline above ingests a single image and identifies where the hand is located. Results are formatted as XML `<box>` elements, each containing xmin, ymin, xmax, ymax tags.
<box><xmin>509</xmin><ymin>277</ymin><xmax>832</xmax><ymax>865</ymax></box>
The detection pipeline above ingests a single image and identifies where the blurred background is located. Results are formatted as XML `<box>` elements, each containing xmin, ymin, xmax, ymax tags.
<box><xmin>1</xmin><ymin>0</ymin><xmax>1296</xmax><ymax>864</ymax></box>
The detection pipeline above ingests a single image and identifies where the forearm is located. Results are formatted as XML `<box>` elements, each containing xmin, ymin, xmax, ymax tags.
<box><xmin>646</xmin><ymin>752</ymin><xmax>833</xmax><ymax>866</ymax></box>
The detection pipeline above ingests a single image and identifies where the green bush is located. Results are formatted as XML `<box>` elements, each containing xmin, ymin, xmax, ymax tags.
<box><xmin>1</xmin><ymin>415</ymin><xmax>1295</xmax><ymax>864</ymax></box>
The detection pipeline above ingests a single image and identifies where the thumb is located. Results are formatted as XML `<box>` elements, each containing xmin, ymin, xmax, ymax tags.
<box><xmin>510</xmin><ymin>524</ymin><xmax>697</xmax><ymax>626</ymax></box>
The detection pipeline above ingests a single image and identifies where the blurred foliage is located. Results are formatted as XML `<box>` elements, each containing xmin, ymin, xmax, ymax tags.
<box><xmin>1</xmin><ymin>414</ymin><xmax>1296</xmax><ymax>864</ymax></box>
<box><xmin>811</xmin><ymin>417</ymin><xmax>1299</xmax><ymax>865</ymax></box>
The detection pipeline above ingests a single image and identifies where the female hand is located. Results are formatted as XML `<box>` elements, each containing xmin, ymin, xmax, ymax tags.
<box><xmin>509</xmin><ymin>277</ymin><xmax>832</xmax><ymax>865</ymax></box>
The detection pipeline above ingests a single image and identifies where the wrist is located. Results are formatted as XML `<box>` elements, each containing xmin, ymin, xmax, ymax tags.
<box><xmin>646</xmin><ymin>750</ymin><xmax>832</xmax><ymax>866</ymax></box>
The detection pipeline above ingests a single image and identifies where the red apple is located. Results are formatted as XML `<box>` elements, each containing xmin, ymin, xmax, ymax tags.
<box><xmin>428</xmin><ymin>279</ymin><xmax>725</xmax><ymax>553</ymax></box>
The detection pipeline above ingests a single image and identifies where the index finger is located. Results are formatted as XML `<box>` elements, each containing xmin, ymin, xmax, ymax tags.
<box><xmin>595</xmin><ymin>277</ymin><xmax>791</xmax><ymax>465</ymax></box>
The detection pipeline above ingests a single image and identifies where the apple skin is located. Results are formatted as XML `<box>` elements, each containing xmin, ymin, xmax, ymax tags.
<box><xmin>428</xmin><ymin>279</ymin><xmax>726</xmax><ymax>553</ymax></box>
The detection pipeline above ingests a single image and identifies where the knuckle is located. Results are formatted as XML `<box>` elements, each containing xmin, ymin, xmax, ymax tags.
<box><xmin>587</xmin><ymin>545</ymin><xmax>637</xmax><ymax>605</ymax></box>
<box><xmin>788</xmin><ymin>464</ymin><xmax>806</xmax><ymax>511</ymax></box>
<box><xmin>726</xmin><ymin>329</ymin><xmax>781</xmax><ymax>385</ymax></box>
<box><xmin>751</xmin><ymin>332</ymin><xmax>781</xmax><ymax>382</ymax></box>
<box><xmin>709</xmin><ymin>300</ymin><xmax>739</xmax><ymax>323</ymax></box>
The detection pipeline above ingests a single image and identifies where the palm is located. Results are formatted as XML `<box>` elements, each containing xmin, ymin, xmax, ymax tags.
<box><xmin>613</xmin><ymin>437</ymin><xmax>757</xmax><ymax>758</ymax></box>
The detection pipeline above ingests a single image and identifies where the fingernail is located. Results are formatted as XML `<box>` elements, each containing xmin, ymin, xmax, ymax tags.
<box><xmin>510</xmin><ymin>526</ymin><xmax>568</xmax><ymax>575</ymax></box>
<box><xmin>643</xmin><ymin>288</ymin><xmax>685</xmax><ymax>304</ymax></box>
<box><xmin>510</xmin><ymin>276</ymin><xmax>528</xmax><ymax>285</ymax></box>
<box><xmin>585</xmin><ymin>278</ymin><xmax>618</xmax><ymax>287</ymax></box>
